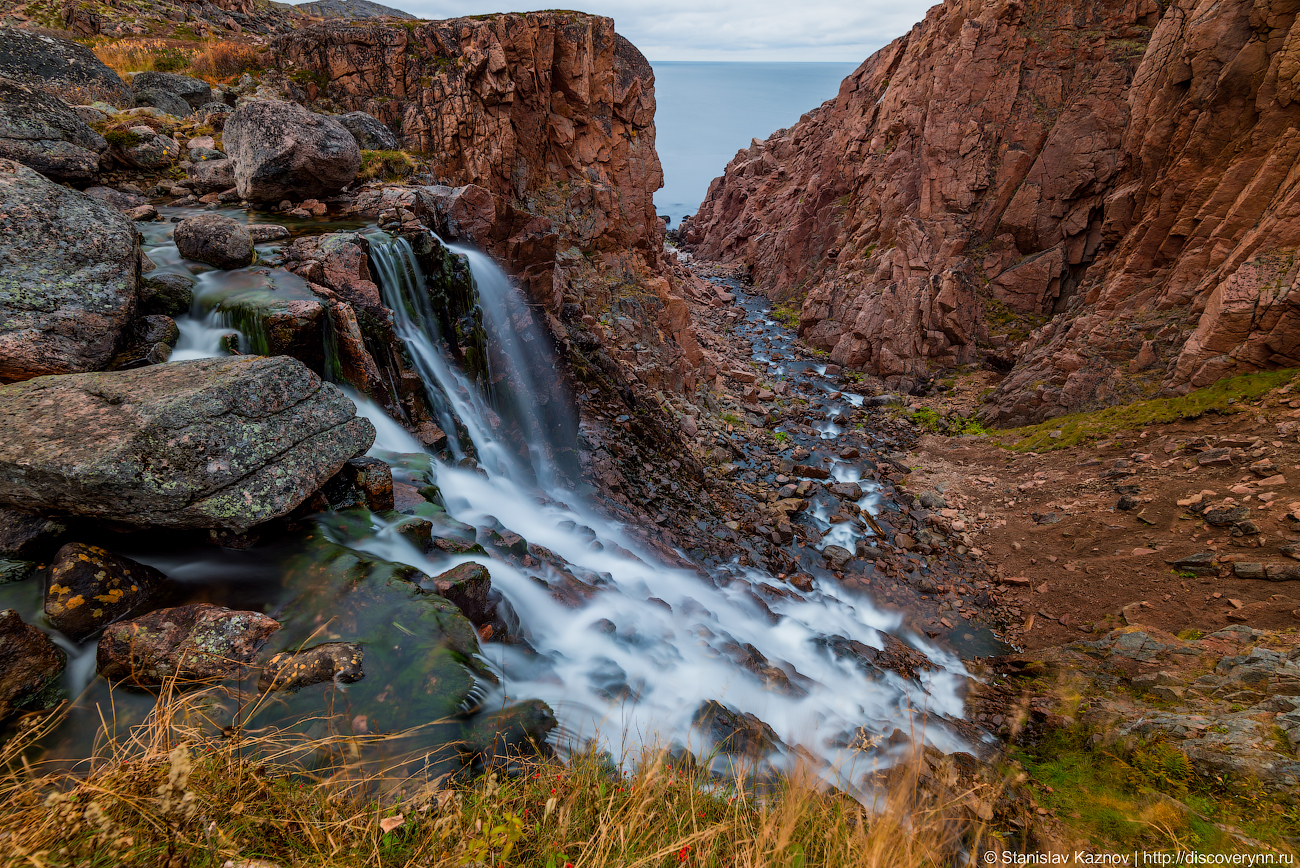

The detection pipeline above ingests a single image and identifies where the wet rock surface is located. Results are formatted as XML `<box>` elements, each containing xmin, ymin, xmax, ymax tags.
<box><xmin>0</xmin><ymin>608</ymin><xmax>65</xmax><ymax>718</ymax></box>
<box><xmin>0</xmin><ymin>356</ymin><xmax>375</xmax><ymax>531</ymax></box>
<box><xmin>45</xmin><ymin>542</ymin><xmax>165</xmax><ymax>640</ymax></box>
<box><xmin>257</xmin><ymin>642</ymin><xmax>364</xmax><ymax>692</ymax></box>
<box><xmin>97</xmin><ymin>602</ymin><xmax>281</xmax><ymax>685</ymax></box>
<box><xmin>0</xmin><ymin>159</ymin><xmax>139</xmax><ymax>382</ymax></box>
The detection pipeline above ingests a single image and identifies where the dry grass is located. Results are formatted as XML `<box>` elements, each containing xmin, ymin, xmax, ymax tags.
<box><xmin>0</xmin><ymin>684</ymin><xmax>1005</xmax><ymax>867</ymax></box>
<box><xmin>190</xmin><ymin>42</ymin><xmax>263</xmax><ymax>82</ymax></box>
<box><xmin>90</xmin><ymin>37</ymin><xmax>193</xmax><ymax>76</ymax></box>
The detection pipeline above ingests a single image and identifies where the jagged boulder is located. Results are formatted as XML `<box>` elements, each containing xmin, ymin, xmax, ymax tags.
<box><xmin>0</xmin><ymin>158</ymin><xmax>139</xmax><ymax>382</ymax></box>
<box><xmin>174</xmin><ymin>213</ymin><xmax>255</xmax><ymax>269</ymax></box>
<box><xmin>0</xmin><ymin>356</ymin><xmax>375</xmax><ymax>531</ymax></box>
<box><xmin>222</xmin><ymin>99</ymin><xmax>361</xmax><ymax>202</ymax></box>
<box><xmin>97</xmin><ymin>603</ymin><xmax>280</xmax><ymax>685</ymax></box>
<box><xmin>336</xmin><ymin>110</ymin><xmax>400</xmax><ymax>150</ymax></box>
<box><xmin>0</xmin><ymin>28</ymin><xmax>132</xmax><ymax>105</ymax></box>
<box><xmin>0</xmin><ymin>77</ymin><xmax>106</xmax><ymax>182</ymax></box>
<box><xmin>129</xmin><ymin>72</ymin><xmax>212</xmax><ymax>110</ymax></box>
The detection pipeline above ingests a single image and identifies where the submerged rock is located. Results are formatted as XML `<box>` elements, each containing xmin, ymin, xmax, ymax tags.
<box><xmin>45</xmin><ymin>543</ymin><xmax>164</xmax><ymax>640</ymax></box>
<box><xmin>0</xmin><ymin>356</ymin><xmax>375</xmax><ymax>532</ymax></box>
<box><xmin>223</xmin><ymin>99</ymin><xmax>361</xmax><ymax>202</ymax></box>
<box><xmin>97</xmin><ymin>603</ymin><xmax>280</xmax><ymax>686</ymax></box>
<box><xmin>461</xmin><ymin>699</ymin><xmax>556</xmax><ymax>762</ymax></box>
<box><xmin>0</xmin><ymin>78</ymin><xmax>107</xmax><ymax>183</ymax></box>
<box><xmin>140</xmin><ymin>273</ymin><xmax>195</xmax><ymax>317</ymax></box>
<box><xmin>174</xmin><ymin>213</ymin><xmax>255</xmax><ymax>269</ymax></box>
<box><xmin>0</xmin><ymin>158</ymin><xmax>140</xmax><ymax>382</ymax></box>
<box><xmin>336</xmin><ymin>110</ymin><xmax>399</xmax><ymax>150</ymax></box>
<box><xmin>0</xmin><ymin>609</ymin><xmax>65</xmax><ymax>718</ymax></box>
<box><xmin>258</xmin><ymin>642</ymin><xmax>364</xmax><ymax>692</ymax></box>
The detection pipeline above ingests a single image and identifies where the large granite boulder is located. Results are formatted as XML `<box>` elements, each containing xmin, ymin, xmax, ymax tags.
<box><xmin>0</xmin><ymin>28</ymin><xmax>132</xmax><ymax>106</ymax></box>
<box><xmin>98</xmin><ymin>603</ymin><xmax>280</xmax><ymax>685</ymax></box>
<box><xmin>188</xmin><ymin>157</ymin><xmax>235</xmax><ymax>194</ymax></box>
<box><xmin>128</xmin><ymin>72</ymin><xmax>212</xmax><ymax>110</ymax></box>
<box><xmin>0</xmin><ymin>158</ymin><xmax>139</xmax><ymax>383</ymax></box>
<box><xmin>0</xmin><ymin>78</ymin><xmax>106</xmax><ymax>183</ymax></box>
<box><xmin>0</xmin><ymin>356</ymin><xmax>375</xmax><ymax>532</ymax></box>
<box><xmin>336</xmin><ymin>110</ymin><xmax>399</xmax><ymax>151</ymax></box>
<box><xmin>174</xmin><ymin>213</ymin><xmax>254</xmax><ymax>269</ymax></box>
<box><xmin>223</xmin><ymin>99</ymin><xmax>361</xmax><ymax>202</ymax></box>
<box><xmin>0</xmin><ymin>609</ymin><xmax>64</xmax><ymax>718</ymax></box>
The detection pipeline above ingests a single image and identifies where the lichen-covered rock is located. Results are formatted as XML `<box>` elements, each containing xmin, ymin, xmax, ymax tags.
<box><xmin>0</xmin><ymin>158</ymin><xmax>139</xmax><ymax>382</ymax></box>
<box><xmin>132</xmin><ymin>88</ymin><xmax>191</xmax><ymax>118</ymax></box>
<box><xmin>0</xmin><ymin>356</ymin><xmax>375</xmax><ymax>531</ymax></box>
<box><xmin>323</xmin><ymin>456</ymin><xmax>394</xmax><ymax>512</ymax></box>
<box><xmin>222</xmin><ymin>99</ymin><xmax>361</xmax><ymax>202</ymax></box>
<box><xmin>129</xmin><ymin>72</ymin><xmax>212</xmax><ymax>110</ymax></box>
<box><xmin>0</xmin><ymin>28</ymin><xmax>132</xmax><ymax>106</ymax></box>
<box><xmin>97</xmin><ymin>603</ymin><xmax>280</xmax><ymax>685</ymax></box>
<box><xmin>335</xmin><ymin>110</ymin><xmax>399</xmax><ymax>150</ymax></box>
<box><xmin>0</xmin><ymin>609</ymin><xmax>65</xmax><ymax>718</ymax></box>
<box><xmin>174</xmin><ymin>213</ymin><xmax>254</xmax><ymax>269</ymax></box>
<box><xmin>83</xmin><ymin>185</ymin><xmax>148</xmax><ymax>212</ymax></box>
<box><xmin>0</xmin><ymin>77</ymin><xmax>106</xmax><ymax>182</ymax></box>
<box><xmin>110</xmin><ymin>125</ymin><xmax>180</xmax><ymax>170</ymax></box>
<box><xmin>257</xmin><ymin>642</ymin><xmax>364</xmax><ymax>692</ymax></box>
<box><xmin>188</xmin><ymin>157</ymin><xmax>235</xmax><ymax>194</ymax></box>
<box><xmin>45</xmin><ymin>543</ymin><xmax>165</xmax><ymax>640</ymax></box>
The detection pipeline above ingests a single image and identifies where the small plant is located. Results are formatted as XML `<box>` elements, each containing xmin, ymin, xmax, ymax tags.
<box><xmin>104</xmin><ymin>129</ymin><xmax>144</xmax><ymax>149</ymax></box>
<box><xmin>774</xmin><ymin>430</ymin><xmax>790</xmax><ymax>444</ymax></box>
<box><xmin>771</xmin><ymin>305</ymin><xmax>801</xmax><ymax>329</ymax></box>
<box><xmin>359</xmin><ymin>149</ymin><xmax>416</xmax><ymax>182</ymax></box>
<box><xmin>721</xmin><ymin>412</ymin><xmax>742</xmax><ymax>427</ymax></box>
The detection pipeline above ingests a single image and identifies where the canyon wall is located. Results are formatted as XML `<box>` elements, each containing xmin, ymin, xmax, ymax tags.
<box><xmin>686</xmin><ymin>0</ymin><xmax>1300</xmax><ymax>426</ymax></box>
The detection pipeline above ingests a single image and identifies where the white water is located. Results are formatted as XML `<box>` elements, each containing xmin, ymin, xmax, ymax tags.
<box><xmin>364</xmin><ymin>233</ymin><xmax>971</xmax><ymax>791</ymax></box>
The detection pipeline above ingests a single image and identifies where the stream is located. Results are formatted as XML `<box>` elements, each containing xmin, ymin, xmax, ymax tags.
<box><xmin>0</xmin><ymin>207</ymin><xmax>977</xmax><ymax>796</ymax></box>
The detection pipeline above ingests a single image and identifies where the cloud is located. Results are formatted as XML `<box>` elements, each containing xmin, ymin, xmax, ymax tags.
<box><xmin>299</xmin><ymin>1</ymin><xmax>937</xmax><ymax>62</ymax></box>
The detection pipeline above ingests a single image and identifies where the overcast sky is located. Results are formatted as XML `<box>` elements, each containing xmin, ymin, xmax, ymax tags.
<box><xmin>307</xmin><ymin>1</ymin><xmax>938</xmax><ymax>62</ymax></box>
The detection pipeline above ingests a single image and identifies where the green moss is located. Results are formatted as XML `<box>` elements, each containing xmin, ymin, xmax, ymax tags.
<box><xmin>358</xmin><ymin>149</ymin><xmax>416</xmax><ymax>182</ymax></box>
<box><xmin>1001</xmin><ymin>367</ymin><xmax>1297</xmax><ymax>452</ymax></box>
<box><xmin>104</xmin><ymin>129</ymin><xmax>143</xmax><ymax>149</ymax></box>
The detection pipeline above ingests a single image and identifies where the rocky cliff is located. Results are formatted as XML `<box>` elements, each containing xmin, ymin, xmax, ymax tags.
<box><xmin>686</xmin><ymin>0</ymin><xmax>1300</xmax><ymax>426</ymax></box>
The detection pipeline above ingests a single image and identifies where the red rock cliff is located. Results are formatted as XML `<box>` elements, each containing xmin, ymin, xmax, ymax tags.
<box><xmin>687</xmin><ymin>0</ymin><xmax>1300</xmax><ymax>426</ymax></box>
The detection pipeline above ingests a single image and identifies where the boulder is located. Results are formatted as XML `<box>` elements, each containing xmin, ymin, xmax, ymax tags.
<box><xmin>0</xmin><ymin>159</ymin><xmax>139</xmax><ymax>382</ymax></box>
<box><xmin>336</xmin><ymin>110</ymin><xmax>400</xmax><ymax>150</ymax></box>
<box><xmin>97</xmin><ymin>603</ymin><xmax>280</xmax><ymax>686</ymax></box>
<box><xmin>45</xmin><ymin>543</ymin><xmax>165</xmax><ymax>640</ymax></box>
<box><xmin>0</xmin><ymin>77</ymin><xmax>106</xmax><ymax>182</ymax></box>
<box><xmin>188</xmin><ymin>157</ymin><xmax>236</xmax><ymax>194</ymax></box>
<box><xmin>223</xmin><ymin>99</ymin><xmax>361</xmax><ymax>202</ymax></box>
<box><xmin>257</xmin><ymin>642</ymin><xmax>364</xmax><ymax>692</ymax></box>
<box><xmin>109</xmin><ymin>126</ymin><xmax>180</xmax><ymax>170</ymax></box>
<box><xmin>0</xmin><ymin>356</ymin><xmax>375</xmax><ymax>532</ymax></box>
<box><xmin>421</xmin><ymin>562</ymin><xmax>493</xmax><ymax>625</ymax></box>
<box><xmin>692</xmin><ymin>700</ymin><xmax>780</xmax><ymax>756</ymax></box>
<box><xmin>132</xmin><ymin>88</ymin><xmax>191</xmax><ymax>118</ymax></box>
<box><xmin>0</xmin><ymin>609</ymin><xmax>65</xmax><ymax>718</ymax></box>
<box><xmin>0</xmin><ymin>508</ymin><xmax>66</xmax><ymax>559</ymax></box>
<box><xmin>174</xmin><ymin>213</ymin><xmax>255</xmax><ymax>269</ymax></box>
<box><xmin>461</xmin><ymin>699</ymin><xmax>556</xmax><ymax>761</ymax></box>
<box><xmin>140</xmin><ymin>273</ymin><xmax>195</xmax><ymax>317</ymax></box>
<box><xmin>129</xmin><ymin>72</ymin><xmax>212</xmax><ymax>110</ymax></box>
<box><xmin>322</xmin><ymin>456</ymin><xmax>394</xmax><ymax>512</ymax></box>
<box><xmin>0</xmin><ymin>28</ymin><xmax>132</xmax><ymax>106</ymax></box>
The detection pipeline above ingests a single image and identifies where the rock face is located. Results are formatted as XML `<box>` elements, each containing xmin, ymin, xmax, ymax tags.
<box><xmin>335</xmin><ymin>110</ymin><xmax>399</xmax><ymax>150</ymax></box>
<box><xmin>222</xmin><ymin>99</ymin><xmax>362</xmax><ymax>202</ymax></box>
<box><xmin>0</xmin><ymin>356</ymin><xmax>375</xmax><ymax>532</ymax></box>
<box><xmin>687</xmin><ymin>0</ymin><xmax>1300</xmax><ymax>425</ymax></box>
<box><xmin>129</xmin><ymin>72</ymin><xmax>212</xmax><ymax>110</ymax></box>
<box><xmin>0</xmin><ymin>78</ymin><xmax>107</xmax><ymax>182</ymax></box>
<box><xmin>273</xmin><ymin>12</ymin><xmax>663</xmax><ymax>293</ymax></box>
<box><xmin>0</xmin><ymin>28</ymin><xmax>132</xmax><ymax>105</ymax></box>
<box><xmin>97</xmin><ymin>603</ymin><xmax>280</xmax><ymax>685</ymax></box>
<box><xmin>0</xmin><ymin>159</ymin><xmax>140</xmax><ymax>382</ymax></box>
<box><xmin>174</xmin><ymin>213</ymin><xmax>255</xmax><ymax>269</ymax></box>
<box><xmin>0</xmin><ymin>609</ymin><xmax>64</xmax><ymax>718</ymax></box>
<box><xmin>45</xmin><ymin>543</ymin><xmax>165</xmax><ymax>640</ymax></box>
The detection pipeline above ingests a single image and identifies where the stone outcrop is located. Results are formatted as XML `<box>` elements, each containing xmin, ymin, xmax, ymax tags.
<box><xmin>0</xmin><ymin>159</ymin><xmax>139</xmax><ymax>382</ymax></box>
<box><xmin>129</xmin><ymin>72</ymin><xmax>212</xmax><ymax>110</ymax></box>
<box><xmin>0</xmin><ymin>27</ymin><xmax>132</xmax><ymax>105</ymax></box>
<box><xmin>687</xmin><ymin>0</ymin><xmax>1300</xmax><ymax>425</ymax></box>
<box><xmin>0</xmin><ymin>356</ymin><xmax>375</xmax><ymax>532</ymax></box>
<box><xmin>222</xmin><ymin>99</ymin><xmax>362</xmax><ymax>202</ymax></box>
<box><xmin>335</xmin><ymin>110</ymin><xmax>399</xmax><ymax>150</ymax></box>
<box><xmin>0</xmin><ymin>78</ymin><xmax>106</xmax><ymax>182</ymax></box>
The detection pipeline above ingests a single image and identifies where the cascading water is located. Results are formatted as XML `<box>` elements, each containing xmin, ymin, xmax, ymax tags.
<box><xmin>364</xmin><ymin>232</ymin><xmax>972</xmax><ymax>793</ymax></box>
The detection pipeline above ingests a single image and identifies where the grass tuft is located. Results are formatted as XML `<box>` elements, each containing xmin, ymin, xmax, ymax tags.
<box><xmin>359</xmin><ymin>150</ymin><xmax>416</xmax><ymax>182</ymax></box>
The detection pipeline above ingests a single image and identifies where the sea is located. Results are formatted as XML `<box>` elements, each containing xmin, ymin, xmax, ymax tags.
<box><xmin>649</xmin><ymin>61</ymin><xmax>861</xmax><ymax>226</ymax></box>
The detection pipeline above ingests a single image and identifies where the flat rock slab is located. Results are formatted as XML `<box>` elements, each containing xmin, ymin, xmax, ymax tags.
<box><xmin>0</xmin><ymin>356</ymin><xmax>375</xmax><ymax>531</ymax></box>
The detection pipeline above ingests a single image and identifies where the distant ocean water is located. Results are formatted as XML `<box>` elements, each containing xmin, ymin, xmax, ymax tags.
<box><xmin>650</xmin><ymin>61</ymin><xmax>861</xmax><ymax>226</ymax></box>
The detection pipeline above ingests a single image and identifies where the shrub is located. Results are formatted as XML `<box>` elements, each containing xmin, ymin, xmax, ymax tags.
<box><xmin>190</xmin><ymin>41</ymin><xmax>263</xmax><ymax>82</ymax></box>
<box><xmin>91</xmin><ymin>38</ymin><xmax>193</xmax><ymax>75</ymax></box>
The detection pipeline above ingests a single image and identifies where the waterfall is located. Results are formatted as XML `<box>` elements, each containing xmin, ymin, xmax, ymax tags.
<box><xmin>364</xmin><ymin>232</ymin><xmax>972</xmax><ymax>793</ymax></box>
